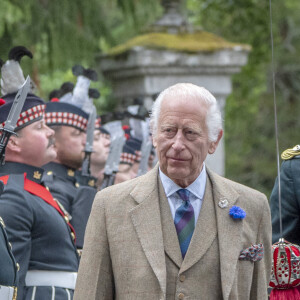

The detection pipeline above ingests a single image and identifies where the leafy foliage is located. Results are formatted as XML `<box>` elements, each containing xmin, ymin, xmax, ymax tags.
<box><xmin>186</xmin><ymin>0</ymin><xmax>300</xmax><ymax>196</ymax></box>
<box><xmin>0</xmin><ymin>0</ymin><xmax>160</xmax><ymax>110</ymax></box>
<box><xmin>1</xmin><ymin>0</ymin><xmax>299</xmax><ymax>196</ymax></box>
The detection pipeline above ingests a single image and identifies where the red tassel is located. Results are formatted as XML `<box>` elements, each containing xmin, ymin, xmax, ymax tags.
<box><xmin>270</xmin><ymin>286</ymin><xmax>300</xmax><ymax>300</ymax></box>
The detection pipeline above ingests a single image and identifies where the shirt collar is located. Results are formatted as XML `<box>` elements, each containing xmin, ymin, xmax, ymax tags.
<box><xmin>159</xmin><ymin>163</ymin><xmax>207</xmax><ymax>199</ymax></box>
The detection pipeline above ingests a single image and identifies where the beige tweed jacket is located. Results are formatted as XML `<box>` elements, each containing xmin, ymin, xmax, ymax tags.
<box><xmin>74</xmin><ymin>165</ymin><xmax>272</xmax><ymax>300</ymax></box>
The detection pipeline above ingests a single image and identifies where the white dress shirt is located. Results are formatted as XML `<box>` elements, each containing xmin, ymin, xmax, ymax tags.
<box><xmin>159</xmin><ymin>164</ymin><xmax>207</xmax><ymax>224</ymax></box>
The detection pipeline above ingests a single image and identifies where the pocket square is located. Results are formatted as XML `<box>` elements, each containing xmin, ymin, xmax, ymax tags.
<box><xmin>239</xmin><ymin>244</ymin><xmax>264</xmax><ymax>262</ymax></box>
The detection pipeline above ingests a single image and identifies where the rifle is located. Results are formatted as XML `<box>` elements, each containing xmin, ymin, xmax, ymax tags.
<box><xmin>0</xmin><ymin>76</ymin><xmax>30</xmax><ymax>165</ymax></box>
<box><xmin>81</xmin><ymin>105</ymin><xmax>96</xmax><ymax>177</ymax></box>
<box><xmin>137</xmin><ymin>119</ymin><xmax>153</xmax><ymax>177</ymax></box>
<box><xmin>100</xmin><ymin>120</ymin><xmax>126</xmax><ymax>189</ymax></box>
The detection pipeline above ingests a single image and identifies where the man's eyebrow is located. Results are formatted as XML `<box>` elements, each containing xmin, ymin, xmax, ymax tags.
<box><xmin>160</xmin><ymin>123</ymin><xmax>176</xmax><ymax>128</ymax></box>
<box><xmin>184</xmin><ymin>125</ymin><xmax>201</xmax><ymax>131</ymax></box>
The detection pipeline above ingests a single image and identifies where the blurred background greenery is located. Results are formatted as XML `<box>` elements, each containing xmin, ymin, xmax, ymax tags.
<box><xmin>0</xmin><ymin>0</ymin><xmax>299</xmax><ymax>196</ymax></box>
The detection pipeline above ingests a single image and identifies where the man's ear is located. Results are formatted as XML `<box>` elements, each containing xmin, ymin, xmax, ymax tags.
<box><xmin>208</xmin><ymin>130</ymin><xmax>223</xmax><ymax>154</ymax></box>
<box><xmin>6</xmin><ymin>135</ymin><xmax>22</xmax><ymax>153</ymax></box>
<box><xmin>151</xmin><ymin>135</ymin><xmax>157</xmax><ymax>148</ymax></box>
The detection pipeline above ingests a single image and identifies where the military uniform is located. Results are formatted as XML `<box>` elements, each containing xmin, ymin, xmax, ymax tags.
<box><xmin>43</xmin><ymin>66</ymin><xmax>99</xmax><ymax>250</ymax></box>
<box><xmin>0</xmin><ymin>181</ymin><xmax>18</xmax><ymax>300</ymax></box>
<box><xmin>42</xmin><ymin>162</ymin><xmax>97</xmax><ymax>249</ymax></box>
<box><xmin>270</xmin><ymin>145</ymin><xmax>300</xmax><ymax>244</ymax></box>
<box><xmin>42</xmin><ymin>162</ymin><xmax>78</xmax><ymax>215</ymax></box>
<box><xmin>0</xmin><ymin>162</ymin><xmax>79</xmax><ymax>300</ymax></box>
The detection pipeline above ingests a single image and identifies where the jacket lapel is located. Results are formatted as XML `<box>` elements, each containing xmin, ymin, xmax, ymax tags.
<box><xmin>129</xmin><ymin>165</ymin><xmax>167</xmax><ymax>297</ymax></box>
<box><xmin>158</xmin><ymin>177</ymin><xmax>183</xmax><ymax>268</ymax></box>
<box><xmin>180</xmin><ymin>176</ymin><xmax>217</xmax><ymax>273</ymax></box>
<box><xmin>207</xmin><ymin>168</ymin><xmax>243</xmax><ymax>300</ymax></box>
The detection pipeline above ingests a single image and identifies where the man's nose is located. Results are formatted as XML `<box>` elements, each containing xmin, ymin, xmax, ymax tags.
<box><xmin>171</xmin><ymin>131</ymin><xmax>185</xmax><ymax>151</ymax></box>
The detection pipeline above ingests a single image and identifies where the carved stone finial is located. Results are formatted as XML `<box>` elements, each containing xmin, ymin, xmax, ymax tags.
<box><xmin>151</xmin><ymin>0</ymin><xmax>189</xmax><ymax>34</ymax></box>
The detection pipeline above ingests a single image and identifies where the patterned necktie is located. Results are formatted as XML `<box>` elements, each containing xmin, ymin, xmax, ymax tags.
<box><xmin>174</xmin><ymin>189</ymin><xmax>195</xmax><ymax>258</ymax></box>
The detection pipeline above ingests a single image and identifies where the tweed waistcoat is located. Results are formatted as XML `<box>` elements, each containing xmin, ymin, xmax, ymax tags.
<box><xmin>158</xmin><ymin>176</ymin><xmax>222</xmax><ymax>299</ymax></box>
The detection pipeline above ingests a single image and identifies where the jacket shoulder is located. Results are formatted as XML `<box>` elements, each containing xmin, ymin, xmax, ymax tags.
<box><xmin>208</xmin><ymin>169</ymin><xmax>268</xmax><ymax>207</ymax></box>
<box><xmin>95</xmin><ymin>167</ymin><xmax>158</xmax><ymax>208</ymax></box>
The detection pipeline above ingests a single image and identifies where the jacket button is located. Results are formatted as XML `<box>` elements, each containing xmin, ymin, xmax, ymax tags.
<box><xmin>178</xmin><ymin>293</ymin><xmax>184</xmax><ymax>299</ymax></box>
<box><xmin>179</xmin><ymin>274</ymin><xmax>185</xmax><ymax>282</ymax></box>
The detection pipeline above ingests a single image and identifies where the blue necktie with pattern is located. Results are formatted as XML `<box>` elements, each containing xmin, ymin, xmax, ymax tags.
<box><xmin>174</xmin><ymin>189</ymin><xmax>195</xmax><ymax>258</ymax></box>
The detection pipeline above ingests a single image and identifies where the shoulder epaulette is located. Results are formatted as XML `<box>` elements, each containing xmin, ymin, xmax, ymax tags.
<box><xmin>281</xmin><ymin>145</ymin><xmax>300</xmax><ymax>160</ymax></box>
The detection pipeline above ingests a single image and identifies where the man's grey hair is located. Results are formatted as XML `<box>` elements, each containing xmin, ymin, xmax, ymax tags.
<box><xmin>150</xmin><ymin>83</ymin><xmax>223</xmax><ymax>142</ymax></box>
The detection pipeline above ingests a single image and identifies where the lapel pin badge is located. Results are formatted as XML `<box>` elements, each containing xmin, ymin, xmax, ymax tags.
<box><xmin>218</xmin><ymin>198</ymin><xmax>228</xmax><ymax>208</ymax></box>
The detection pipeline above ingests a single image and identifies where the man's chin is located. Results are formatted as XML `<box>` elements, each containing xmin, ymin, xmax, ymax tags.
<box><xmin>166</xmin><ymin>167</ymin><xmax>188</xmax><ymax>180</ymax></box>
<box><xmin>46</xmin><ymin>150</ymin><xmax>57</xmax><ymax>163</ymax></box>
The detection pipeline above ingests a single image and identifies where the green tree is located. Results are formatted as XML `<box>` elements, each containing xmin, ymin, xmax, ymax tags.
<box><xmin>1</xmin><ymin>0</ymin><xmax>299</xmax><ymax>195</ymax></box>
<box><xmin>0</xmin><ymin>0</ymin><xmax>160</xmax><ymax>105</ymax></box>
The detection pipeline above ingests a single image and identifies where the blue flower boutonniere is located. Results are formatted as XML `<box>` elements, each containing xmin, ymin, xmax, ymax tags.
<box><xmin>229</xmin><ymin>206</ymin><xmax>246</xmax><ymax>220</ymax></box>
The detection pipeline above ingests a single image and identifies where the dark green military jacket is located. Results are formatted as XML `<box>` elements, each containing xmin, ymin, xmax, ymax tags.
<box><xmin>42</xmin><ymin>162</ymin><xmax>97</xmax><ymax>249</ymax></box>
<box><xmin>0</xmin><ymin>182</ymin><xmax>18</xmax><ymax>293</ymax></box>
<box><xmin>0</xmin><ymin>162</ymin><xmax>79</xmax><ymax>300</ymax></box>
<box><xmin>270</xmin><ymin>146</ymin><xmax>300</xmax><ymax>244</ymax></box>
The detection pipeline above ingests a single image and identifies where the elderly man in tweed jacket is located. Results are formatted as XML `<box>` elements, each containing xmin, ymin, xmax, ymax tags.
<box><xmin>74</xmin><ymin>83</ymin><xmax>272</xmax><ymax>300</ymax></box>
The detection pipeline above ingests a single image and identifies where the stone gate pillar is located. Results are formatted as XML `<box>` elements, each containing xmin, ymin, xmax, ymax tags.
<box><xmin>96</xmin><ymin>1</ymin><xmax>250</xmax><ymax>175</ymax></box>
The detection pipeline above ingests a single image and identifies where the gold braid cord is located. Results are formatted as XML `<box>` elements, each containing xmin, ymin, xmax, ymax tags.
<box><xmin>281</xmin><ymin>145</ymin><xmax>300</xmax><ymax>160</ymax></box>
<box><xmin>13</xmin><ymin>287</ymin><xmax>17</xmax><ymax>300</ymax></box>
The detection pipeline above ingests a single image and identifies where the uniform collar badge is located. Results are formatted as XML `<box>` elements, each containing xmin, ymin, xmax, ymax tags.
<box><xmin>33</xmin><ymin>171</ymin><xmax>42</xmax><ymax>180</ymax></box>
<box><xmin>88</xmin><ymin>179</ymin><xmax>95</xmax><ymax>187</ymax></box>
<box><xmin>67</xmin><ymin>169</ymin><xmax>75</xmax><ymax>177</ymax></box>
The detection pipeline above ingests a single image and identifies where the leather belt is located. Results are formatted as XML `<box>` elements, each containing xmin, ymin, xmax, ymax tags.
<box><xmin>25</xmin><ymin>270</ymin><xmax>77</xmax><ymax>290</ymax></box>
<box><xmin>0</xmin><ymin>285</ymin><xmax>17</xmax><ymax>300</ymax></box>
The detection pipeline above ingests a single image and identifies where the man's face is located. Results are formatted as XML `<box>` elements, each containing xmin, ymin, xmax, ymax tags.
<box><xmin>91</xmin><ymin>130</ymin><xmax>111</xmax><ymax>169</ymax></box>
<box><xmin>54</xmin><ymin>126</ymin><xmax>86</xmax><ymax>169</ymax></box>
<box><xmin>16</xmin><ymin>119</ymin><xmax>56</xmax><ymax>167</ymax></box>
<box><xmin>153</xmin><ymin>96</ymin><xmax>221</xmax><ymax>187</ymax></box>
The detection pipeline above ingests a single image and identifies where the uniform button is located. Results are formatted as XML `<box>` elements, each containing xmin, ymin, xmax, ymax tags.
<box><xmin>16</xmin><ymin>263</ymin><xmax>20</xmax><ymax>271</ymax></box>
<box><xmin>64</xmin><ymin>216</ymin><xmax>69</xmax><ymax>223</ymax></box>
<box><xmin>8</xmin><ymin>242</ymin><xmax>12</xmax><ymax>250</ymax></box>
<box><xmin>178</xmin><ymin>293</ymin><xmax>184</xmax><ymax>300</ymax></box>
<box><xmin>71</xmin><ymin>232</ymin><xmax>75</xmax><ymax>240</ymax></box>
<box><xmin>179</xmin><ymin>274</ymin><xmax>185</xmax><ymax>282</ymax></box>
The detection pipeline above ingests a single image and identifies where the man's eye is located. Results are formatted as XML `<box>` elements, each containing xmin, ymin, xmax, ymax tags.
<box><xmin>163</xmin><ymin>128</ymin><xmax>174</xmax><ymax>133</ymax></box>
<box><xmin>162</xmin><ymin>128</ymin><xmax>176</xmax><ymax>137</ymax></box>
<box><xmin>72</xmin><ymin>130</ymin><xmax>81</xmax><ymax>136</ymax></box>
<box><xmin>186</xmin><ymin>130</ymin><xmax>195</xmax><ymax>135</ymax></box>
<box><xmin>185</xmin><ymin>130</ymin><xmax>198</xmax><ymax>140</ymax></box>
